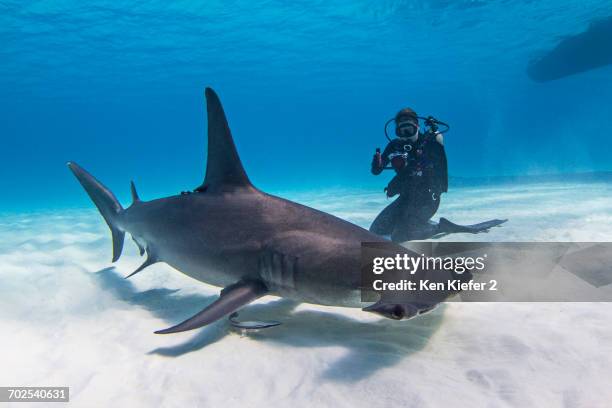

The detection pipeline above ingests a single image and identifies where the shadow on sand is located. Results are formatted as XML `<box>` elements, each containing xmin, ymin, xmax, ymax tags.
<box><xmin>91</xmin><ymin>267</ymin><xmax>445</xmax><ymax>382</ymax></box>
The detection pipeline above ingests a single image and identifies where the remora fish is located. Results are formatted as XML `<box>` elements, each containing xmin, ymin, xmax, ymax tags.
<box><xmin>68</xmin><ymin>88</ymin><xmax>451</xmax><ymax>334</ymax></box>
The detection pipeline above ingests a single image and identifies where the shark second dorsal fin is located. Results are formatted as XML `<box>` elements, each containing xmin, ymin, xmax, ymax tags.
<box><xmin>130</xmin><ymin>180</ymin><xmax>140</xmax><ymax>203</ymax></box>
<box><xmin>202</xmin><ymin>87</ymin><xmax>253</xmax><ymax>192</ymax></box>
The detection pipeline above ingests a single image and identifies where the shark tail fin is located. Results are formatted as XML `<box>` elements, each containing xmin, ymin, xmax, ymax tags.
<box><xmin>67</xmin><ymin>161</ymin><xmax>125</xmax><ymax>262</ymax></box>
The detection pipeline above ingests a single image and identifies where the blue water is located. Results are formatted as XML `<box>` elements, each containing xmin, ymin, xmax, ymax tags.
<box><xmin>1</xmin><ymin>1</ymin><xmax>611</xmax><ymax>211</ymax></box>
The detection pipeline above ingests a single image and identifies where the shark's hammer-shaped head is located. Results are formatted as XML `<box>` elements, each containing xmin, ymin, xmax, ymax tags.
<box><xmin>362</xmin><ymin>301</ymin><xmax>438</xmax><ymax>320</ymax></box>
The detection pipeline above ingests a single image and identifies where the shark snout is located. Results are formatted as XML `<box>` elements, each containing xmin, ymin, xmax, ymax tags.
<box><xmin>363</xmin><ymin>301</ymin><xmax>438</xmax><ymax>320</ymax></box>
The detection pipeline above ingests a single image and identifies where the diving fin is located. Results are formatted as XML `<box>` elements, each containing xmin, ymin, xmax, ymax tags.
<box><xmin>155</xmin><ymin>279</ymin><xmax>268</xmax><ymax>334</ymax></box>
<box><xmin>438</xmin><ymin>217</ymin><xmax>507</xmax><ymax>234</ymax></box>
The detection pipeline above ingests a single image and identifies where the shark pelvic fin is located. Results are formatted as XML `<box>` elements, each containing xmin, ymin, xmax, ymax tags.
<box><xmin>132</xmin><ymin>236</ymin><xmax>145</xmax><ymax>256</ymax></box>
<box><xmin>202</xmin><ymin>87</ymin><xmax>254</xmax><ymax>193</ymax></box>
<box><xmin>130</xmin><ymin>180</ymin><xmax>140</xmax><ymax>203</ymax></box>
<box><xmin>155</xmin><ymin>279</ymin><xmax>268</xmax><ymax>334</ymax></box>
<box><xmin>125</xmin><ymin>249</ymin><xmax>157</xmax><ymax>278</ymax></box>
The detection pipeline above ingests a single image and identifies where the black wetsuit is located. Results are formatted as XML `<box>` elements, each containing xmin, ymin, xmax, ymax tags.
<box><xmin>370</xmin><ymin>132</ymin><xmax>448</xmax><ymax>241</ymax></box>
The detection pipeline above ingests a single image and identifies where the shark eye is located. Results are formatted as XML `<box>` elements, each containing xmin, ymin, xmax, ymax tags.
<box><xmin>391</xmin><ymin>305</ymin><xmax>405</xmax><ymax>319</ymax></box>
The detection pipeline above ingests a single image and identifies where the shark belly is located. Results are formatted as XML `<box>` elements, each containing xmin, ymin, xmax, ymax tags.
<box><xmin>120</xmin><ymin>202</ymin><xmax>259</xmax><ymax>288</ymax></box>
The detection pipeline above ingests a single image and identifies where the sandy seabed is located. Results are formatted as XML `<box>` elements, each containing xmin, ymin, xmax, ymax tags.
<box><xmin>1</xmin><ymin>181</ymin><xmax>612</xmax><ymax>408</ymax></box>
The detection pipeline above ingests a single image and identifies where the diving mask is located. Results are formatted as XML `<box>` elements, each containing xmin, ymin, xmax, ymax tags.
<box><xmin>396</xmin><ymin>120</ymin><xmax>418</xmax><ymax>138</ymax></box>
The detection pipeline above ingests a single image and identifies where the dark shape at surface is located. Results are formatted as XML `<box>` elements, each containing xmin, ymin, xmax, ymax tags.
<box><xmin>527</xmin><ymin>16</ymin><xmax>612</xmax><ymax>82</ymax></box>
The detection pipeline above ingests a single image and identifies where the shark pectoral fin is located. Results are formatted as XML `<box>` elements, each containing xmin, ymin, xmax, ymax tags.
<box><xmin>155</xmin><ymin>280</ymin><xmax>268</xmax><ymax>334</ymax></box>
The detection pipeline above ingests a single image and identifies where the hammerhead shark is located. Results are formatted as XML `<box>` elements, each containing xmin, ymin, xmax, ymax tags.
<box><xmin>68</xmin><ymin>88</ymin><xmax>454</xmax><ymax>334</ymax></box>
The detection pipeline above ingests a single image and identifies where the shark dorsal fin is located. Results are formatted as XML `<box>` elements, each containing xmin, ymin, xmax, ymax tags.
<box><xmin>202</xmin><ymin>87</ymin><xmax>253</xmax><ymax>192</ymax></box>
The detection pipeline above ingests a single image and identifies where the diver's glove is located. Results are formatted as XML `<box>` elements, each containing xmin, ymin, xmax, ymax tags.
<box><xmin>384</xmin><ymin>187</ymin><xmax>398</xmax><ymax>198</ymax></box>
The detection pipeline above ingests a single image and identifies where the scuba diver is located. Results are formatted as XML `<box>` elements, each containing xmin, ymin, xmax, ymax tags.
<box><xmin>370</xmin><ymin>108</ymin><xmax>506</xmax><ymax>242</ymax></box>
<box><xmin>370</xmin><ymin>108</ymin><xmax>448</xmax><ymax>242</ymax></box>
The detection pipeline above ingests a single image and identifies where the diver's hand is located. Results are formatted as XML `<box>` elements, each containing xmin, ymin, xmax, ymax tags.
<box><xmin>373</xmin><ymin>149</ymin><xmax>382</xmax><ymax>166</ymax></box>
<box><xmin>384</xmin><ymin>186</ymin><xmax>399</xmax><ymax>198</ymax></box>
